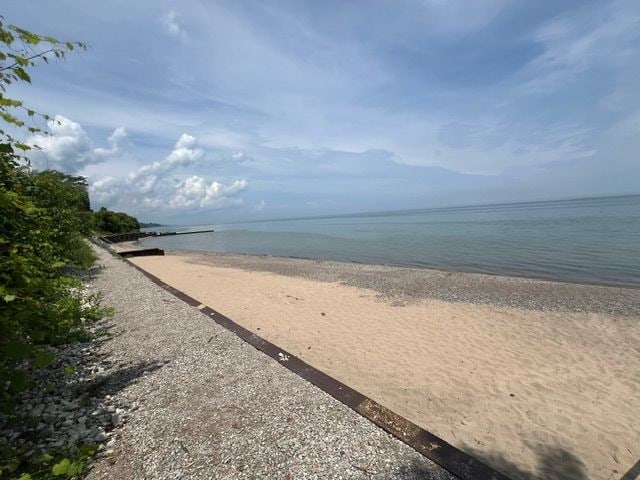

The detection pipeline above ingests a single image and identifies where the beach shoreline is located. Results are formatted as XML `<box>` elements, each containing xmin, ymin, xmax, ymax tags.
<box><xmin>162</xmin><ymin>248</ymin><xmax>640</xmax><ymax>315</ymax></box>
<box><xmin>154</xmin><ymin>246</ymin><xmax>640</xmax><ymax>290</ymax></box>
<box><xmin>129</xmin><ymin>250</ymin><xmax>639</xmax><ymax>479</ymax></box>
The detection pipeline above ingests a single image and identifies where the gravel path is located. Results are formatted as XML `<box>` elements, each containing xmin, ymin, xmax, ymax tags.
<box><xmin>85</xmin><ymin>246</ymin><xmax>456</xmax><ymax>480</ymax></box>
<box><xmin>176</xmin><ymin>251</ymin><xmax>640</xmax><ymax>316</ymax></box>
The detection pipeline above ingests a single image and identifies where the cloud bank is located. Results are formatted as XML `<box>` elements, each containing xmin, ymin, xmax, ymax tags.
<box><xmin>27</xmin><ymin>116</ymin><xmax>128</xmax><ymax>173</ymax></box>
<box><xmin>86</xmin><ymin>131</ymin><xmax>248</xmax><ymax>216</ymax></box>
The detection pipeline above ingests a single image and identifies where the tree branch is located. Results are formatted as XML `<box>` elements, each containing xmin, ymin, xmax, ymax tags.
<box><xmin>0</xmin><ymin>48</ymin><xmax>58</xmax><ymax>72</ymax></box>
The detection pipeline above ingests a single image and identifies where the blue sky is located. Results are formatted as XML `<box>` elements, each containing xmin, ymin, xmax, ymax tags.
<box><xmin>4</xmin><ymin>0</ymin><xmax>640</xmax><ymax>223</ymax></box>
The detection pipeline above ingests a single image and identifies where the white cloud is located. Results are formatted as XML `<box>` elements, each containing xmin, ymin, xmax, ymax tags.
<box><xmin>518</xmin><ymin>0</ymin><xmax>640</xmax><ymax>93</ymax></box>
<box><xmin>163</xmin><ymin>10</ymin><xmax>184</xmax><ymax>37</ymax></box>
<box><xmin>170</xmin><ymin>176</ymin><xmax>247</xmax><ymax>208</ymax></box>
<box><xmin>127</xmin><ymin>133</ymin><xmax>203</xmax><ymax>191</ymax></box>
<box><xmin>28</xmin><ymin>115</ymin><xmax>128</xmax><ymax>173</ymax></box>
<box><xmin>90</xmin><ymin>176</ymin><xmax>121</xmax><ymax>205</ymax></box>
<box><xmin>93</xmin><ymin>126</ymin><xmax>130</xmax><ymax>160</ymax></box>
<box><xmin>166</xmin><ymin>133</ymin><xmax>203</xmax><ymax>165</ymax></box>
<box><xmin>90</xmin><ymin>132</ymin><xmax>247</xmax><ymax>213</ymax></box>
<box><xmin>253</xmin><ymin>199</ymin><xmax>266</xmax><ymax>211</ymax></box>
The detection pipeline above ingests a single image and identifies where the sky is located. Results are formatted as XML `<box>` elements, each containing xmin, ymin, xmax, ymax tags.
<box><xmin>3</xmin><ymin>0</ymin><xmax>640</xmax><ymax>223</ymax></box>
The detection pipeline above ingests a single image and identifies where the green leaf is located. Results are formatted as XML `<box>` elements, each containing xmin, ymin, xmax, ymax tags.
<box><xmin>51</xmin><ymin>458</ymin><xmax>71</xmax><ymax>475</ymax></box>
<box><xmin>33</xmin><ymin>350</ymin><xmax>55</xmax><ymax>367</ymax></box>
<box><xmin>78</xmin><ymin>444</ymin><xmax>99</xmax><ymax>457</ymax></box>
<box><xmin>18</xmin><ymin>473</ymin><xmax>32</xmax><ymax>480</ymax></box>
<box><xmin>31</xmin><ymin>329</ymin><xmax>47</xmax><ymax>342</ymax></box>
<box><xmin>63</xmin><ymin>366</ymin><xmax>76</xmax><ymax>376</ymax></box>
<box><xmin>12</xmin><ymin>54</ymin><xmax>29</xmax><ymax>66</ymax></box>
<box><xmin>3</xmin><ymin>459</ymin><xmax>19</xmax><ymax>473</ymax></box>
<box><xmin>40</xmin><ymin>452</ymin><xmax>55</xmax><ymax>463</ymax></box>
<box><xmin>12</xmin><ymin>27</ymin><xmax>41</xmax><ymax>45</ymax></box>
<box><xmin>3</xmin><ymin>294</ymin><xmax>16</xmax><ymax>302</ymax></box>
<box><xmin>67</xmin><ymin>461</ymin><xmax>83</xmax><ymax>475</ymax></box>
<box><xmin>12</xmin><ymin>67</ymin><xmax>31</xmax><ymax>83</ymax></box>
<box><xmin>0</xmin><ymin>96</ymin><xmax>22</xmax><ymax>106</ymax></box>
<box><xmin>1</xmin><ymin>111</ymin><xmax>24</xmax><ymax>126</ymax></box>
<box><xmin>8</xmin><ymin>370</ymin><xmax>28</xmax><ymax>390</ymax></box>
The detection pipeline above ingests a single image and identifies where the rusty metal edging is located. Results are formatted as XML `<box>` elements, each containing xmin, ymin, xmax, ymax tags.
<box><xmin>105</xmin><ymin>244</ymin><xmax>511</xmax><ymax>480</ymax></box>
<box><xmin>119</xmin><ymin>248</ymin><xmax>165</xmax><ymax>258</ymax></box>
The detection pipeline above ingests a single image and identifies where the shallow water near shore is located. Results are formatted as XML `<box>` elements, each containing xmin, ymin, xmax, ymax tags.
<box><xmin>142</xmin><ymin>194</ymin><xmax>640</xmax><ymax>287</ymax></box>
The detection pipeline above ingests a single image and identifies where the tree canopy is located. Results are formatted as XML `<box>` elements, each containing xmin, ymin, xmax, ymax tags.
<box><xmin>93</xmin><ymin>207</ymin><xmax>140</xmax><ymax>234</ymax></box>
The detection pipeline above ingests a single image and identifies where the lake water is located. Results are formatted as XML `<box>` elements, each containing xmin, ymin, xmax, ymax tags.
<box><xmin>142</xmin><ymin>195</ymin><xmax>640</xmax><ymax>287</ymax></box>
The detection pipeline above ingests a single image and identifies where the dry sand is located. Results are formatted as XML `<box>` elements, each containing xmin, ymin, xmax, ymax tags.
<box><xmin>130</xmin><ymin>252</ymin><xmax>640</xmax><ymax>480</ymax></box>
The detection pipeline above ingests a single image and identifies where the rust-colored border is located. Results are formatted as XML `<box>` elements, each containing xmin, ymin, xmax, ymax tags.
<box><xmin>120</xmin><ymin>248</ymin><xmax>165</xmax><ymax>258</ymax></box>
<box><xmin>105</xmin><ymin>245</ymin><xmax>511</xmax><ymax>480</ymax></box>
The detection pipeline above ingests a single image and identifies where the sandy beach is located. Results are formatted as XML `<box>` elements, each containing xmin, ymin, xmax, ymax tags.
<box><xmin>130</xmin><ymin>251</ymin><xmax>640</xmax><ymax>480</ymax></box>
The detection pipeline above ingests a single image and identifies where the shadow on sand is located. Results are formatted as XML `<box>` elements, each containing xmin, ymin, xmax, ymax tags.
<box><xmin>394</xmin><ymin>443</ymin><xmax>589</xmax><ymax>480</ymax></box>
<box><xmin>621</xmin><ymin>459</ymin><xmax>640</xmax><ymax>480</ymax></box>
<box><xmin>466</xmin><ymin>444</ymin><xmax>588</xmax><ymax>480</ymax></box>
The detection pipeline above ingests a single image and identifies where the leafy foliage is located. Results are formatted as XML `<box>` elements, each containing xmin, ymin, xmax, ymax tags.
<box><xmin>92</xmin><ymin>207</ymin><xmax>140</xmax><ymax>235</ymax></box>
<box><xmin>1</xmin><ymin>444</ymin><xmax>98</xmax><ymax>480</ymax></box>
<box><xmin>0</xmin><ymin>164</ymin><xmax>110</xmax><ymax>405</ymax></box>
<box><xmin>0</xmin><ymin>16</ymin><xmax>115</xmax><ymax>480</ymax></box>
<box><xmin>0</xmin><ymin>15</ymin><xmax>85</xmax><ymax>151</ymax></box>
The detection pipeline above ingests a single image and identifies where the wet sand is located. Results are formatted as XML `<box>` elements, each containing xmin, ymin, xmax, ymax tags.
<box><xmin>130</xmin><ymin>251</ymin><xmax>640</xmax><ymax>480</ymax></box>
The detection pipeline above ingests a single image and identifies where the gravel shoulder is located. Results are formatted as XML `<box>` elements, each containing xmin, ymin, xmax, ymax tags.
<box><xmin>174</xmin><ymin>250</ymin><xmax>640</xmax><ymax>316</ymax></box>
<box><xmin>85</xmin><ymin>246</ymin><xmax>455</xmax><ymax>479</ymax></box>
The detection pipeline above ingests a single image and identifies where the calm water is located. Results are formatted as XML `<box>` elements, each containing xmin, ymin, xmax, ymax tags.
<box><xmin>142</xmin><ymin>195</ymin><xmax>640</xmax><ymax>287</ymax></box>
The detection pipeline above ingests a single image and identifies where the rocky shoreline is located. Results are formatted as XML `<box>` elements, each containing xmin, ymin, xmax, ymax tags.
<box><xmin>0</xmin><ymin>304</ymin><xmax>139</xmax><ymax>472</ymax></box>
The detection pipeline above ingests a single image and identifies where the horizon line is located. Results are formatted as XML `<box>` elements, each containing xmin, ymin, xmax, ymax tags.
<box><xmin>155</xmin><ymin>191</ymin><xmax>640</xmax><ymax>228</ymax></box>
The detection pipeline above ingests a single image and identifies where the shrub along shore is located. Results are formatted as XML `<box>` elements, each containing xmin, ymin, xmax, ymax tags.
<box><xmin>0</xmin><ymin>162</ymin><xmax>143</xmax><ymax>479</ymax></box>
<box><xmin>0</xmin><ymin>17</ymin><xmax>148</xmax><ymax>478</ymax></box>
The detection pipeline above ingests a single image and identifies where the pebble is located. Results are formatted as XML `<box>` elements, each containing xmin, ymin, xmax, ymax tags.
<box><xmin>0</xmin><ymin>284</ymin><xmax>129</xmax><ymax>465</ymax></box>
<box><xmin>198</xmin><ymin>251</ymin><xmax>640</xmax><ymax>316</ymax></box>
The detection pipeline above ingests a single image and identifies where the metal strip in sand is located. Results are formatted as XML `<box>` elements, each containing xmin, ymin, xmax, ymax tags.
<box><xmin>119</xmin><ymin>248</ymin><xmax>165</xmax><ymax>258</ymax></box>
<box><xmin>114</xmin><ymin>249</ymin><xmax>511</xmax><ymax>480</ymax></box>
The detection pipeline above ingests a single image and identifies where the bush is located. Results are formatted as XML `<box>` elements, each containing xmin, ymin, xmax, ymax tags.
<box><xmin>0</xmin><ymin>165</ymin><xmax>107</xmax><ymax>408</ymax></box>
<box><xmin>92</xmin><ymin>207</ymin><xmax>140</xmax><ymax>235</ymax></box>
<box><xmin>0</xmin><ymin>16</ymin><xmax>121</xmax><ymax>478</ymax></box>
